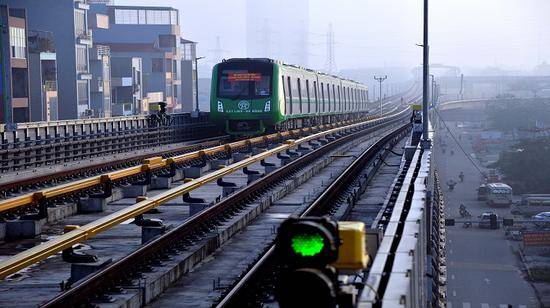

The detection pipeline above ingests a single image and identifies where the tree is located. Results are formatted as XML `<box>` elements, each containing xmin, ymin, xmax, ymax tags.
<box><xmin>490</xmin><ymin>138</ymin><xmax>550</xmax><ymax>194</ymax></box>
<box><xmin>486</xmin><ymin>99</ymin><xmax>550</xmax><ymax>133</ymax></box>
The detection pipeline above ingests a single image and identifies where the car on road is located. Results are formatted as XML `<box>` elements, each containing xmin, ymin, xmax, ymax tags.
<box><xmin>479</xmin><ymin>212</ymin><xmax>500</xmax><ymax>229</ymax></box>
<box><xmin>532</xmin><ymin>212</ymin><xmax>550</xmax><ymax>227</ymax></box>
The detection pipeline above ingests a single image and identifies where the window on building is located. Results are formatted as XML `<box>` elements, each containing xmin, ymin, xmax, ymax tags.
<box><xmin>12</xmin><ymin>68</ymin><xmax>28</xmax><ymax>98</ymax></box>
<box><xmin>151</xmin><ymin>58</ymin><xmax>164</xmax><ymax>73</ymax></box>
<box><xmin>114</xmin><ymin>9</ymin><xmax>138</xmax><ymax>24</ymax></box>
<box><xmin>13</xmin><ymin>107</ymin><xmax>29</xmax><ymax>123</ymax></box>
<box><xmin>138</xmin><ymin>10</ymin><xmax>146</xmax><ymax>24</ymax></box>
<box><xmin>159</xmin><ymin>35</ymin><xmax>176</xmax><ymax>48</ymax></box>
<box><xmin>96</xmin><ymin>14</ymin><xmax>109</xmax><ymax>29</ymax></box>
<box><xmin>76</xmin><ymin>45</ymin><xmax>88</xmax><ymax>73</ymax></box>
<box><xmin>75</xmin><ymin>10</ymin><xmax>86</xmax><ymax>36</ymax></box>
<box><xmin>146</xmin><ymin>10</ymin><xmax>170</xmax><ymax>25</ymax></box>
<box><xmin>77</xmin><ymin>81</ymin><xmax>89</xmax><ymax>106</ymax></box>
<box><xmin>170</xmin><ymin>10</ymin><xmax>178</xmax><ymax>25</ymax></box>
<box><xmin>10</xmin><ymin>27</ymin><xmax>26</xmax><ymax>59</ymax></box>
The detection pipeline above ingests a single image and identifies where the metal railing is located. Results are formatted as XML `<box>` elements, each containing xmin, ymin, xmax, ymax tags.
<box><xmin>0</xmin><ymin>112</ymin><xmax>215</xmax><ymax>172</ymax></box>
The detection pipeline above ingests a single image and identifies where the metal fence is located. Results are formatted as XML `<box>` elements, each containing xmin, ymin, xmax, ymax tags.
<box><xmin>0</xmin><ymin>113</ymin><xmax>217</xmax><ymax>172</ymax></box>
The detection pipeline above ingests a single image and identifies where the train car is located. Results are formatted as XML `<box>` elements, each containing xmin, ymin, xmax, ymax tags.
<box><xmin>210</xmin><ymin>58</ymin><xmax>369</xmax><ymax>136</ymax></box>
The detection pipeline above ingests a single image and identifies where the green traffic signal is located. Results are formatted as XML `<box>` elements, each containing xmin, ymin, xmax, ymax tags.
<box><xmin>291</xmin><ymin>233</ymin><xmax>325</xmax><ymax>257</ymax></box>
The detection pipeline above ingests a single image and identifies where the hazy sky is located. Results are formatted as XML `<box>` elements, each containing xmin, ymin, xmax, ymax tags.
<box><xmin>115</xmin><ymin>0</ymin><xmax>550</xmax><ymax>72</ymax></box>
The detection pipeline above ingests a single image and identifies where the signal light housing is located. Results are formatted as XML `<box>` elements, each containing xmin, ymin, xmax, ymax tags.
<box><xmin>276</xmin><ymin>216</ymin><xmax>339</xmax><ymax>268</ymax></box>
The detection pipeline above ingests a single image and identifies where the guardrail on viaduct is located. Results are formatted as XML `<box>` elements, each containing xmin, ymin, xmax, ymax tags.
<box><xmin>359</xmin><ymin>131</ymin><xmax>446</xmax><ymax>307</ymax></box>
<box><xmin>0</xmin><ymin>113</ymin><xmax>217</xmax><ymax>172</ymax></box>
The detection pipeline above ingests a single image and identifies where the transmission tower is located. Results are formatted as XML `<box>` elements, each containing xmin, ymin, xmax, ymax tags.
<box><xmin>259</xmin><ymin>19</ymin><xmax>272</xmax><ymax>58</ymax></box>
<box><xmin>208</xmin><ymin>36</ymin><xmax>228</xmax><ymax>65</ymax></box>
<box><xmin>324</xmin><ymin>23</ymin><xmax>336</xmax><ymax>74</ymax></box>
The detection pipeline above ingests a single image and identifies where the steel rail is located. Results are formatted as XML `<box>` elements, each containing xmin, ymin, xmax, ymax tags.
<box><xmin>216</xmin><ymin>122</ymin><xmax>411</xmax><ymax>307</ymax></box>
<box><xmin>0</xmin><ymin>119</ymin><xmax>367</xmax><ymax>214</ymax></box>
<box><xmin>39</xmin><ymin>110</ymin><xmax>410</xmax><ymax>307</ymax></box>
<box><xmin>0</xmin><ymin>137</ymin><xmax>224</xmax><ymax>192</ymax></box>
<box><xmin>0</xmin><ymin>111</ymin><xmax>406</xmax><ymax>280</ymax></box>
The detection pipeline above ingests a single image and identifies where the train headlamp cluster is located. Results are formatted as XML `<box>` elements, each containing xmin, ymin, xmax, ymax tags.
<box><xmin>217</xmin><ymin>101</ymin><xmax>224</xmax><ymax>112</ymax></box>
<box><xmin>264</xmin><ymin>100</ymin><xmax>271</xmax><ymax>112</ymax></box>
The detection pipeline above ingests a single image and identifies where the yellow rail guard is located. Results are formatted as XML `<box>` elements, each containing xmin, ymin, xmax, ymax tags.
<box><xmin>0</xmin><ymin>119</ymin><xmax>366</xmax><ymax>214</ymax></box>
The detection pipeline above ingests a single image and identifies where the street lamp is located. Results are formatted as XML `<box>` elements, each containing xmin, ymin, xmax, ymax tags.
<box><xmin>194</xmin><ymin>56</ymin><xmax>205</xmax><ymax>114</ymax></box>
<box><xmin>374</xmin><ymin>75</ymin><xmax>387</xmax><ymax>117</ymax></box>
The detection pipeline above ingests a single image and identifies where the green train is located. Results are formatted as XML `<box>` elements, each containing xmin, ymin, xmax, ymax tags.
<box><xmin>210</xmin><ymin>58</ymin><xmax>370</xmax><ymax>136</ymax></box>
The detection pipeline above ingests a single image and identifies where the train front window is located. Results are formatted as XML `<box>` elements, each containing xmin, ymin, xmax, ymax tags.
<box><xmin>217</xmin><ymin>62</ymin><xmax>272</xmax><ymax>99</ymax></box>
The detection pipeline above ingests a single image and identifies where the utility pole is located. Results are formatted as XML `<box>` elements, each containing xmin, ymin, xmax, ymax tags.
<box><xmin>374</xmin><ymin>75</ymin><xmax>387</xmax><ymax>117</ymax></box>
<box><xmin>422</xmin><ymin>0</ymin><xmax>430</xmax><ymax>147</ymax></box>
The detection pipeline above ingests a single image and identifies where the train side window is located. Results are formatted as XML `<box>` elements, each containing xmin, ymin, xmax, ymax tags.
<box><xmin>296</xmin><ymin>78</ymin><xmax>304</xmax><ymax>114</ymax></box>
<box><xmin>326</xmin><ymin>84</ymin><xmax>331</xmax><ymax>112</ymax></box>
<box><xmin>358</xmin><ymin>89</ymin><xmax>361</xmax><ymax>110</ymax></box>
<box><xmin>321</xmin><ymin>82</ymin><xmax>325</xmax><ymax>113</ymax></box>
<box><xmin>344</xmin><ymin>87</ymin><xmax>352</xmax><ymax>111</ymax></box>
<box><xmin>342</xmin><ymin>87</ymin><xmax>346</xmax><ymax>111</ymax></box>
<box><xmin>351</xmin><ymin>89</ymin><xmax>359</xmax><ymax>110</ymax></box>
<box><xmin>332</xmin><ymin>84</ymin><xmax>336</xmax><ymax>112</ymax></box>
<box><xmin>287</xmin><ymin>76</ymin><xmax>293</xmax><ymax>115</ymax></box>
<box><xmin>336</xmin><ymin>86</ymin><xmax>342</xmax><ymax>111</ymax></box>
<box><xmin>313</xmin><ymin>81</ymin><xmax>318</xmax><ymax>113</ymax></box>
<box><xmin>353</xmin><ymin>89</ymin><xmax>357</xmax><ymax>111</ymax></box>
<box><xmin>305</xmin><ymin>79</ymin><xmax>311</xmax><ymax>114</ymax></box>
<box><xmin>283</xmin><ymin>76</ymin><xmax>290</xmax><ymax>115</ymax></box>
<box><xmin>359</xmin><ymin>90</ymin><xmax>362</xmax><ymax>110</ymax></box>
<box><xmin>348</xmin><ymin>88</ymin><xmax>355</xmax><ymax>110</ymax></box>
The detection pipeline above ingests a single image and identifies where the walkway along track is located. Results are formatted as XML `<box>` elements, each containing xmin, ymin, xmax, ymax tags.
<box><xmin>215</xmin><ymin>122</ymin><xmax>411</xmax><ymax>307</ymax></box>
<box><xmin>37</xmin><ymin>109</ymin><xmax>412</xmax><ymax>307</ymax></box>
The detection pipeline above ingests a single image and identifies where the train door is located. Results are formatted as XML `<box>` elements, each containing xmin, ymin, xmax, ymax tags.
<box><xmin>286</xmin><ymin>76</ymin><xmax>293</xmax><ymax>115</ymax></box>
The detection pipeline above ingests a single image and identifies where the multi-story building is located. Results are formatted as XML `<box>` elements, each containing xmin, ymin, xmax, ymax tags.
<box><xmin>89</xmin><ymin>44</ymin><xmax>111</xmax><ymax>117</ymax></box>
<box><xmin>3</xmin><ymin>0</ymin><xmax>93</xmax><ymax>120</ymax></box>
<box><xmin>28</xmin><ymin>30</ymin><xmax>59</xmax><ymax>121</ymax></box>
<box><xmin>110</xmin><ymin>56</ymin><xmax>142</xmax><ymax>116</ymax></box>
<box><xmin>0</xmin><ymin>5</ymin><xmax>31</xmax><ymax>123</ymax></box>
<box><xmin>89</xmin><ymin>3</ymin><xmax>185</xmax><ymax>114</ymax></box>
<box><xmin>180</xmin><ymin>38</ymin><xmax>197</xmax><ymax>112</ymax></box>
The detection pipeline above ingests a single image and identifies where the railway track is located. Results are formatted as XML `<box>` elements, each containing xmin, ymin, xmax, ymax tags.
<box><xmin>0</xmin><ymin>118</ymin><xmax>368</xmax><ymax>219</ymax></box>
<box><xmin>215</xmin><ymin>122</ymin><xmax>410</xmax><ymax>307</ymax></box>
<box><xmin>34</xmin><ymin>109</ymin><xmax>411</xmax><ymax>307</ymax></box>
<box><xmin>0</xmin><ymin>88</ymin><xmax>420</xmax><ymax>306</ymax></box>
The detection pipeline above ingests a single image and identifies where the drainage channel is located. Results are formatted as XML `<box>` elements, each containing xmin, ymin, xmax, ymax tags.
<box><xmin>39</xmin><ymin>115</ymin><xmax>409</xmax><ymax>307</ymax></box>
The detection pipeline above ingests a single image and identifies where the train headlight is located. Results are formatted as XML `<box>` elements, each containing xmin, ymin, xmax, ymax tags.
<box><xmin>264</xmin><ymin>100</ymin><xmax>271</xmax><ymax>112</ymax></box>
<box><xmin>217</xmin><ymin>101</ymin><xmax>224</xmax><ymax>112</ymax></box>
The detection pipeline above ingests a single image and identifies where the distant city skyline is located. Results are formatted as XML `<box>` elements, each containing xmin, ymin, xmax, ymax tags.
<box><xmin>115</xmin><ymin>0</ymin><xmax>550</xmax><ymax>75</ymax></box>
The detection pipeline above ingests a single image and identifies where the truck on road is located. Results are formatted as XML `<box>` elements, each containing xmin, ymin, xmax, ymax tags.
<box><xmin>477</xmin><ymin>183</ymin><xmax>513</xmax><ymax>207</ymax></box>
